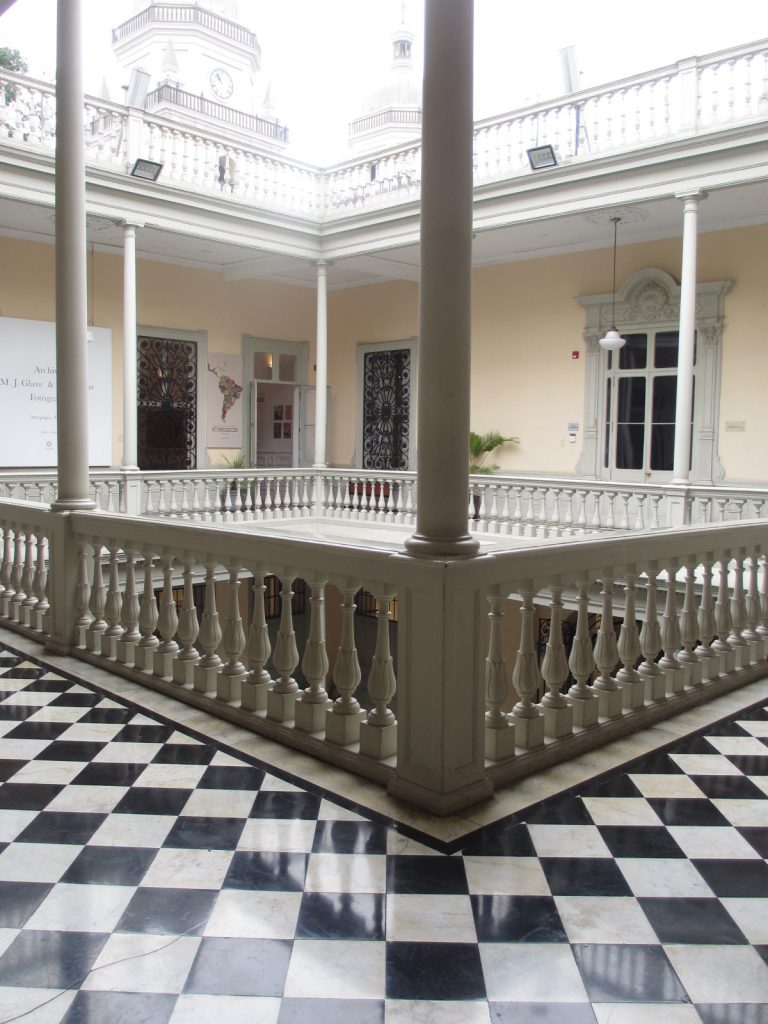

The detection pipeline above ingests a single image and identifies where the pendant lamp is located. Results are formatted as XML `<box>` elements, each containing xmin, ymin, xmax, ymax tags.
<box><xmin>598</xmin><ymin>217</ymin><xmax>625</xmax><ymax>351</ymax></box>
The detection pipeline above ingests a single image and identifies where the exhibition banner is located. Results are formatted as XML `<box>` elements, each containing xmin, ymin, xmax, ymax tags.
<box><xmin>206</xmin><ymin>352</ymin><xmax>244</xmax><ymax>449</ymax></box>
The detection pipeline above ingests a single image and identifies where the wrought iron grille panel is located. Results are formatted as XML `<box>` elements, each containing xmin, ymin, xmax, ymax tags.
<box><xmin>362</xmin><ymin>348</ymin><xmax>410</xmax><ymax>470</ymax></box>
<box><xmin>137</xmin><ymin>336</ymin><xmax>197</xmax><ymax>470</ymax></box>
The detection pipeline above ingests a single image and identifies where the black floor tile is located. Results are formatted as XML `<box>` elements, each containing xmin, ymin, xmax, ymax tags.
<box><xmin>48</xmin><ymin>692</ymin><xmax>102</xmax><ymax>707</ymax></box>
<box><xmin>674</xmin><ymin>735</ymin><xmax>726</xmax><ymax>755</ymax></box>
<box><xmin>163</xmin><ymin>815</ymin><xmax>245</xmax><ymax>850</ymax></box>
<box><xmin>249</xmin><ymin>791</ymin><xmax>320</xmax><ymax>819</ymax></box>
<box><xmin>0</xmin><ymin>929</ymin><xmax>109</xmax><ymax>988</ymax></box>
<box><xmin>727</xmin><ymin>755</ymin><xmax>768</xmax><ymax>775</ymax></box>
<box><xmin>21</xmin><ymin>678</ymin><xmax>73</xmax><ymax>693</ymax></box>
<box><xmin>386</xmin><ymin>855</ymin><xmax>468</xmax><ymax>895</ymax></box>
<box><xmin>638</xmin><ymin>896</ymin><xmax>748</xmax><ymax>943</ymax></box>
<box><xmin>62</xmin><ymin>845</ymin><xmax>157</xmax><ymax>886</ymax></box>
<box><xmin>71</xmin><ymin>760</ymin><xmax>148</xmax><ymax>786</ymax></box>
<box><xmin>311</xmin><ymin>819</ymin><xmax>388</xmax><ymax>854</ymax></box>
<box><xmin>152</xmin><ymin>743</ymin><xmax>217</xmax><ymax>765</ymax></box>
<box><xmin>0</xmin><ymin>880</ymin><xmax>53</xmax><ymax>927</ymax></box>
<box><xmin>386</xmin><ymin>941</ymin><xmax>486</xmax><ymax>999</ymax></box>
<box><xmin>35</xmin><ymin>740</ymin><xmax>106</xmax><ymax>761</ymax></box>
<box><xmin>0</xmin><ymin>666</ymin><xmax>45</xmax><ymax>679</ymax></box>
<box><xmin>696</xmin><ymin>1005</ymin><xmax>768</xmax><ymax>1024</ymax></box>
<box><xmin>4</xmin><ymin>720</ymin><xmax>73</xmax><ymax>740</ymax></box>
<box><xmin>295</xmin><ymin>891</ymin><xmax>385</xmax><ymax>939</ymax></box>
<box><xmin>277</xmin><ymin>998</ymin><xmax>384</xmax><ymax>1024</ymax></box>
<box><xmin>0</xmin><ymin>758</ymin><xmax>25</xmax><ymax>782</ymax></box>
<box><xmin>116</xmin><ymin>886</ymin><xmax>217</xmax><ymax>935</ymax></box>
<box><xmin>692</xmin><ymin>858</ymin><xmax>768</xmax><ymax>897</ymax></box>
<box><xmin>693</xmin><ymin>774</ymin><xmax>768</xmax><ymax>799</ymax></box>
<box><xmin>540</xmin><ymin>857</ymin><xmax>632</xmax><ymax>897</ymax></box>
<box><xmin>460</xmin><ymin>822</ymin><xmax>537</xmax><ymax>857</ymax></box>
<box><xmin>223</xmin><ymin>851</ymin><xmax>308</xmax><ymax>891</ymax></box>
<box><xmin>738</xmin><ymin>827</ymin><xmax>768</xmax><ymax>857</ymax></box>
<box><xmin>628</xmin><ymin>750</ymin><xmax>684</xmax><ymax>774</ymax></box>
<box><xmin>61</xmin><ymin>990</ymin><xmax>177</xmax><ymax>1024</ymax></box>
<box><xmin>114</xmin><ymin>723</ymin><xmax>174</xmax><ymax>744</ymax></box>
<box><xmin>471</xmin><ymin>894</ymin><xmax>567</xmax><ymax>942</ymax></box>
<box><xmin>16</xmin><ymin>810</ymin><xmax>108</xmax><ymax>845</ymax></box>
<box><xmin>0</xmin><ymin>782</ymin><xmax>63</xmax><ymax>810</ymax></box>
<box><xmin>113</xmin><ymin>787</ymin><xmax>192</xmax><ymax>816</ymax></box>
<box><xmin>597</xmin><ymin>825</ymin><xmax>686</xmax><ymax>859</ymax></box>
<box><xmin>571</xmin><ymin>943</ymin><xmax>688</xmax><ymax>1002</ymax></box>
<box><xmin>523</xmin><ymin>793</ymin><xmax>593</xmax><ymax>825</ymax></box>
<box><xmin>0</xmin><ymin>704</ymin><xmax>40</xmax><ymax>721</ymax></box>
<box><xmin>647</xmin><ymin>798</ymin><xmax>731</xmax><ymax>826</ymax></box>
<box><xmin>76</xmin><ymin>707</ymin><xmax>134</xmax><ymax>725</ymax></box>
<box><xmin>577</xmin><ymin>774</ymin><xmax>641</xmax><ymax>798</ymax></box>
<box><xmin>184</xmin><ymin>936</ymin><xmax>292</xmax><ymax>996</ymax></box>
<box><xmin>198</xmin><ymin>764</ymin><xmax>266</xmax><ymax>789</ymax></box>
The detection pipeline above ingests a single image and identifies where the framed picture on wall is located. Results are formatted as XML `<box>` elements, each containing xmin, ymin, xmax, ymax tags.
<box><xmin>284</xmin><ymin>404</ymin><xmax>293</xmax><ymax>421</ymax></box>
<box><xmin>273</xmin><ymin>422</ymin><xmax>282</xmax><ymax>439</ymax></box>
<box><xmin>274</xmin><ymin>405</ymin><xmax>283</xmax><ymax>421</ymax></box>
<box><xmin>283</xmin><ymin>422</ymin><xmax>292</xmax><ymax>439</ymax></box>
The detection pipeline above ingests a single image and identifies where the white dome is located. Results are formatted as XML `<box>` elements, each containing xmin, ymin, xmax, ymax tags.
<box><xmin>359</xmin><ymin>29</ymin><xmax>420</xmax><ymax>116</ymax></box>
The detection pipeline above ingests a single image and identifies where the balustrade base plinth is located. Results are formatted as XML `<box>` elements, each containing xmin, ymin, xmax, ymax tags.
<box><xmin>241</xmin><ymin>680</ymin><xmax>270</xmax><ymax>712</ymax></box>
<box><xmin>0</xmin><ymin>598</ymin><xmax>10</xmax><ymax>618</ymax></box>
<box><xmin>325</xmin><ymin>708</ymin><xmax>366</xmax><ymax>746</ymax></box>
<box><xmin>485</xmin><ymin>721</ymin><xmax>516</xmax><ymax>760</ymax></box>
<box><xmin>117</xmin><ymin>639</ymin><xmax>137</xmax><ymax>667</ymax></box>
<box><xmin>541</xmin><ymin>703</ymin><xmax>574</xmax><ymax>739</ymax></box>
<box><xmin>568</xmin><ymin>694</ymin><xmax>600</xmax><ymax>728</ymax></box>
<box><xmin>102</xmin><ymin>635</ymin><xmax>122</xmax><ymax>661</ymax></box>
<box><xmin>133</xmin><ymin>645</ymin><xmax>157</xmax><ymax>673</ymax></box>
<box><xmin>732</xmin><ymin>644</ymin><xmax>751</xmax><ymax>670</ymax></box>
<box><xmin>153</xmin><ymin>651</ymin><xmax>177</xmax><ymax>681</ymax></box>
<box><xmin>193</xmin><ymin>663</ymin><xmax>221</xmax><ymax>694</ymax></box>
<box><xmin>172</xmin><ymin>657</ymin><xmax>198</xmax><ymax>687</ymax></box>
<box><xmin>596</xmin><ymin>686</ymin><xmax>624</xmax><ymax>720</ymax></box>
<box><xmin>20</xmin><ymin>606</ymin><xmax>33</xmax><ymax>628</ymax></box>
<box><xmin>641</xmin><ymin>669</ymin><xmax>667</xmax><ymax>703</ymax></box>
<box><xmin>267</xmin><ymin>689</ymin><xmax>298</xmax><ymax>723</ymax></box>
<box><xmin>510</xmin><ymin>712</ymin><xmax>545</xmax><ymax>750</ymax></box>
<box><xmin>663</xmin><ymin>665</ymin><xmax>687</xmax><ymax>695</ymax></box>
<box><xmin>620</xmin><ymin>677</ymin><xmax>645</xmax><ymax>710</ymax></box>
<box><xmin>359</xmin><ymin>720</ymin><xmax>397</xmax><ymax>759</ymax></box>
<box><xmin>217</xmin><ymin>671</ymin><xmax>244</xmax><ymax>704</ymax></box>
<box><xmin>86</xmin><ymin>629</ymin><xmax>106</xmax><ymax>655</ymax></box>
<box><xmin>295</xmin><ymin>696</ymin><xmax>333</xmax><ymax>734</ymax></box>
<box><xmin>679</xmin><ymin>657</ymin><xmax>703</xmax><ymax>687</ymax></box>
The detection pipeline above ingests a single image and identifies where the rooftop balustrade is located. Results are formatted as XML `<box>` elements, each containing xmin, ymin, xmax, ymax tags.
<box><xmin>1</xmin><ymin>38</ymin><xmax>766</xmax><ymax>219</ymax></box>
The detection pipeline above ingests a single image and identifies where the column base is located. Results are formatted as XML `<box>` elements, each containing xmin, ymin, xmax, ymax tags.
<box><xmin>510</xmin><ymin>711</ymin><xmax>545</xmax><ymax>750</ymax></box>
<box><xmin>567</xmin><ymin>693</ymin><xmax>600</xmax><ymax>728</ymax></box>
<box><xmin>359</xmin><ymin>719</ymin><xmax>397</xmax><ymax>759</ymax></box>
<box><xmin>541</xmin><ymin>702</ymin><xmax>573</xmax><ymax>739</ymax></box>
<box><xmin>267</xmin><ymin>688</ymin><xmax>298</xmax><ymax>723</ymax></box>
<box><xmin>325</xmin><ymin>707</ymin><xmax>366</xmax><ymax>746</ymax></box>
<box><xmin>485</xmin><ymin>720</ymin><xmax>516</xmax><ymax>760</ymax></box>
<box><xmin>404</xmin><ymin>532</ymin><xmax>480</xmax><ymax>559</ymax></box>
<box><xmin>387</xmin><ymin>773</ymin><xmax>494</xmax><ymax>816</ymax></box>
<box><xmin>295</xmin><ymin>696</ymin><xmax>333</xmax><ymax>734</ymax></box>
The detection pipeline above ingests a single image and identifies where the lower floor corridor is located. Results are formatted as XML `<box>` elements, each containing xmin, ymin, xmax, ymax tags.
<box><xmin>0</xmin><ymin>630</ymin><xmax>767</xmax><ymax>1023</ymax></box>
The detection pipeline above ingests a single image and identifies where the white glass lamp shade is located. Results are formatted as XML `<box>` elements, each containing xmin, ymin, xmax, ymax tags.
<box><xmin>598</xmin><ymin>327</ymin><xmax>625</xmax><ymax>351</ymax></box>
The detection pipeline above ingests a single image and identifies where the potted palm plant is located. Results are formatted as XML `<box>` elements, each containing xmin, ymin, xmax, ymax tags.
<box><xmin>221</xmin><ymin>451</ymin><xmax>249</xmax><ymax>510</ymax></box>
<box><xmin>469</xmin><ymin>430</ymin><xmax>518</xmax><ymax>518</ymax></box>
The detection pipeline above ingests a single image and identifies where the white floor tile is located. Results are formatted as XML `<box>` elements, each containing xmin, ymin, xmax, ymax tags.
<box><xmin>10</xmin><ymin>760</ymin><xmax>86</xmax><ymax>786</ymax></box>
<box><xmin>669</xmin><ymin>753</ymin><xmax>742</xmax><ymax>776</ymax></box>
<box><xmin>180</xmin><ymin>788</ymin><xmax>258</xmax><ymax>818</ymax></box>
<box><xmin>479</xmin><ymin>942</ymin><xmax>589</xmax><ymax>1002</ymax></box>
<box><xmin>711</xmin><ymin>798</ymin><xmax>768</xmax><ymax>827</ymax></box>
<box><xmin>87</xmin><ymin>813</ymin><xmax>176</xmax><ymax>848</ymax></box>
<box><xmin>0</xmin><ymin>842</ymin><xmax>80</xmax><ymax>882</ymax></box>
<box><xmin>555</xmin><ymin>895</ymin><xmax>659</xmax><ymax>944</ymax></box>
<box><xmin>318</xmin><ymin>799</ymin><xmax>365</xmax><ymax>822</ymax></box>
<box><xmin>581</xmin><ymin>797</ymin><xmax>664</xmax><ymax>826</ymax></box>
<box><xmin>26</xmin><ymin>883</ymin><xmax>135</xmax><ymax>933</ymax></box>
<box><xmin>463</xmin><ymin>856</ymin><xmax>550</xmax><ymax>896</ymax></box>
<box><xmin>385</xmin><ymin>999</ymin><xmax>492</xmax><ymax>1024</ymax></box>
<box><xmin>304</xmin><ymin>853</ymin><xmax>387</xmax><ymax>894</ymax></box>
<box><xmin>140</xmin><ymin>848</ymin><xmax>233</xmax><ymax>890</ymax></box>
<box><xmin>3</xmin><ymin>691</ymin><xmax>61</xmax><ymax>706</ymax></box>
<box><xmin>0</xmin><ymin>808</ymin><xmax>38</xmax><ymax>842</ymax></box>
<box><xmin>705</xmin><ymin>736</ymin><xmax>768</xmax><ymax>756</ymax></box>
<box><xmin>528</xmin><ymin>824</ymin><xmax>612</xmax><ymax>858</ymax></box>
<box><xmin>721</xmin><ymin>897</ymin><xmax>768</xmax><ymax>943</ymax></box>
<box><xmin>0</xmin><ymin>986</ymin><xmax>77</xmax><ymax>1024</ymax></box>
<box><xmin>57</xmin><ymin>723</ymin><xmax>126</xmax><ymax>743</ymax></box>
<box><xmin>170</xmin><ymin>994</ymin><xmax>281</xmax><ymax>1024</ymax></box>
<box><xmin>203</xmin><ymin>890</ymin><xmax>301</xmax><ymax>939</ymax></box>
<box><xmin>627</xmin><ymin>774</ymin><xmax>706</xmax><ymax>799</ymax></box>
<box><xmin>664</xmin><ymin>944</ymin><xmax>768</xmax><ymax>1003</ymax></box>
<box><xmin>236</xmin><ymin>818</ymin><xmax>316</xmax><ymax>853</ymax></box>
<box><xmin>593</xmin><ymin>1004</ymin><xmax>704</xmax><ymax>1023</ymax></box>
<box><xmin>92</xmin><ymin>741</ymin><xmax>163</xmax><ymax>764</ymax></box>
<box><xmin>667</xmin><ymin>825</ymin><xmax>762</xmax><ymax>860</ymax></box>
<box><xmin>283</xmin><ymin>939</ymin><xmax>386</xmax><ymax>999</ymax></box>
<box><xmin>81</xmin><ymin>932</ymin><xmax>201</xmax><ymax>994</ymax></box>
<box><xmin>46</xmin><ymin>784</ymin><xmax>127</xmax><ymax>814</ymax></box>
<box><xmin>26</xmin><ymin>706</ymin><xmax>91</xmax><ymax>724</ymax></box>
<box><xmin>616</xmin><ymin>858</ymin><xmax>714</xmax><ymax>898</ymax></box>
<box><xmin>133</xmin><ymin>763</ymin><xmax>208</xmax><ymax>789</ymax></box>
<box><xmin>386</xmin><ymin>894</ymin><xmax>477</xmax><ymax>943</ymax></box>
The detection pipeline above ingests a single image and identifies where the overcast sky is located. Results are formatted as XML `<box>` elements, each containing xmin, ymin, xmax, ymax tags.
<box><xmin>1</xmin><ymin>0</ymin><xmax>766</xmax><ymax>160</ymax></box>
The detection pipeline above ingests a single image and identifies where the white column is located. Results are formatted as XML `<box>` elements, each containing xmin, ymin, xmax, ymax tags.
<box><xmin>52</xmin><ymin>0</ymin><xmax>95</xmax><ymax>510</ymax></box>
<box><xmin>672</xmin><ymin>191</ymin><xmax>706</xmax><ymax>484</ymax></box>
<box><xmin>122</xmin><ymin>221</ymin><xmax>140</xmax><ymax>471</ymax></box>
<box><xmin>405</xmin><ymin>0</ymin><xmax>478</xmax><ymax>559</ymax></box>
<box><xmin>313</xmin><ymin>260</ymin><xmax>328</xmax><ymax>468</ymax></box>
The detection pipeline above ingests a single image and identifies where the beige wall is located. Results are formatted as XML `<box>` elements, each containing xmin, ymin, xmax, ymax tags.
<box><xmin>2</xmin><ymin>222</ymin><xmax>766</xmax><ymax>481</ymax></box>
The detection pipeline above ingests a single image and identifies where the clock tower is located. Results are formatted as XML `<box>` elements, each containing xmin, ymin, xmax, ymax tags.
<box><xmin>112</xmin><ymin>1</ymin><xmax>288</xmax><ymax>150</ymax></box>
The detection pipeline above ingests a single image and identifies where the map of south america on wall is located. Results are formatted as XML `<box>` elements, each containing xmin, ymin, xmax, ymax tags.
<box><xmin>206</xmin><ymin>353</ymin><xmax>244</xmax><ymax>448</ymax></box>
<box><xmin>0</xmin><ymin>317</ymin><xmax>112</xmax><ymax>467</ymax></box>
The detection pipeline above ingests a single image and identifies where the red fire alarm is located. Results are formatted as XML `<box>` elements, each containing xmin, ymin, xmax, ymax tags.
<box><xmin>572</xmin><ymin>351</ymin><xmax>580</xmax><ymax>360</ymax></box>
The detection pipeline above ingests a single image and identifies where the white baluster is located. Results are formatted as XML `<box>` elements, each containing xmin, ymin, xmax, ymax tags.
<box><xmin>103</xmin><ymin>544</ymin><xmax>124</xmax><ymax>659</ymax></box>
<box><xmin>9</xmin><ymin>527</ymin><xmax>25</xmax><ymax>620</ymax></box>
<box><xmin>295</xmin><ymin>577</ymin><xmax>332</xmax><ymax>733</ymax></box>
<box><xmin>360</xmin><ymin>588</ymin><xmax>398</xmax><ymax>759</ymax></box>
<box><xmin>242</xmin><ymin>571</ymin><xmax>273</xmax><ymax>712</ymax></box>
<box><xmin>135</xmin><ymin>553</ymin><xmax>160</xmax><ymax>672</ymax></box>
<box><xmin>695</xmin><ymin>559</ymin><xmax>719</xmax><ymax>677</ymax></box>
<box><xmin>194</xmin><ymin>561</ymin><xmax>223</xmax><ymax>693</ymax></box>
<box><xmin>155</xmin><ymin>555</ymin><xmax>179</xmax><ymax>678</ymax></box>
<box><xmin>568</xmin><ymin>578</ymin><xmax>599</xmax><ymax>727</ymax></box>
<box><xmin>511</xmin><ymin>587</ymin><xmax>545</xmax><ymax>747</ymax></box>
<box><xmin>32</xmin><ymin>532</ymin><xmax>49</xmax><ymax>633</ymax></box>
<box><xmin>639</xmin><ymin>564</ymin><xmax>665</xmax><ymax>701</ymax></box>
<box><xmin>266</xmin><ymin>575</ymin><xmax>300</xmax><ymax>722</ymax></box>
<box><xmin>712</xmin><ymin>557</ymin><xmax>735</xmax><ymax>671</ymax></box>
<box><xmin>484</xmin><ymin>586</ymin><xmax>515</xmax><ymax>759</ymax></box>
<box><xmin>218</xmin><ymin>564</ymin><xmax>246</xmax><ymax>702</ymax></box>
<box><xmin>540</xmin><ymin>583</ymin><xmax>573</xmax><ymax>737</ymax></box>
<box><xmin>173</xmin><ymin>557</ymin><xmax>200</xmax><ymax>686</ymax></box>
<box><xmin>326</xmin><ymin>583</ymin><xmax>365</xmax><ymax>745</ymax></box>
<box><xmin>728</xmin><ymin>552</ymin><xmax>749</xmax><ymax>668</ymax></box>
<box><xmin>87</xmin><ymin>541</ymin><xmax>108</xmax><ymax>652</ymax></box>
<box><xmin>20</xmin><ymin>528</ymin><xmax>37</xmax><ymax>625</ymax></box>
<box><xmin>658</xmin><ymin>564</ymin><xmax>684</xmax><ymax>694</ymax></box>
<box><xmin>593</xmin><ymin>575</ymin><xmax>623</xmax><ymax>718</ymax></box>
<box><xmin>678</xmin><ymin>562</ymin><xmax>703</xmax><ymax>685</ymax></box>
<box><xmin>73</xmin><ymin>543</ymin><xmax>92</xmax><ymax>646</ymax></box>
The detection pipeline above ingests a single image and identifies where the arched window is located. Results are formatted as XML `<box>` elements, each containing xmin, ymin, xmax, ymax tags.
<box><xmin>577</xmin><ymin>268</ymin><xmax>732</xmax><ymax>485</ymax></box>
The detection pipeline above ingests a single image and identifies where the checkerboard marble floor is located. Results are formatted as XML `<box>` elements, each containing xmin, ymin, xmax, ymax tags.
<box><xmin>1</xmin><ymin>640</ymin><xmax>767</xmax><ymax>1024</ymax></box>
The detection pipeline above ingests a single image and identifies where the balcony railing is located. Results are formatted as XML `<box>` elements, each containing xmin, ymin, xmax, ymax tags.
<box><xmin>145</xmin><ymin>84</ymin><xmax>289</xmax><ymax>144</ymax></box>
<box><xmin>112</xmin><ymin>4</ymin><xmax>260</xmax><ymax>52</ymax></box>
<box><xmin>1</xmin><ymin>38</ymin><xmax>766</xmax><ymax>219</ymax></box>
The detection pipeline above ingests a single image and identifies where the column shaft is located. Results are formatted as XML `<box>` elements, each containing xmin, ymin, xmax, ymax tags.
<box><xmin>53</xmin><ymin>0</ymin><xmax>95</xmax><ymax>510</ymax></box>
<box><xmin>405</xmin><ymin>0</ymin><xmax>478</xmax><ymax>558</ymax></box>
<box><xmin>122</xmin><ymin>224</ymin><xmax>139</xmax><ymax>470</ymax></box>
<box><xmin>313</xmin><ymin>261</ymin><xmax>328</xmax><ymax>467</ymax></box>
<box><xmin>672</xmin><ymin>192</ymin><xmax>704</xmax><ymax>483</ymax></box>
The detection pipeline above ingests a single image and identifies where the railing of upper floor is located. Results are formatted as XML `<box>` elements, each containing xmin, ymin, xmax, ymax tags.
<box><xmin>1</xmin><ymin>38</ymin><xmax>766</xmax><ymax>220</ymax></box>
<box><xmin>111</xmin><ymin>4</ymin><xmax>260</xmax><ymax>51</ymax></box>
<box><xmin>2</xmin><ymin>468</ymin><xmax>768</xmax><ymax>535</ymax></box>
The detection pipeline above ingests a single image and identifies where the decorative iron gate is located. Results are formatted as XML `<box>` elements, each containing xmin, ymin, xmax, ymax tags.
<box><xmin>137</xmin><ymin>336</ymin><xmax>197</xmax><ymax>470</ymax></box>
<box><xmin>362</xmin><ymin>348</ymin><xmax>410</xmax><ymax>470</ymax></box>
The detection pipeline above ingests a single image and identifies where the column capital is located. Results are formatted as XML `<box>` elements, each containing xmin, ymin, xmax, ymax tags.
<box><xmin>122</xmin><ymin>219</ymin><xmax>144</xmax><ymax>231</ymax></box>
<box><xmin>315</xmin><ymin>259</ymin><xmax>331</xmax><ymax>270</ymax></box>
<box><xmin>674</xmin><ymin>189</ymin><xmax>708</xmax><ymax>203</ymax></box>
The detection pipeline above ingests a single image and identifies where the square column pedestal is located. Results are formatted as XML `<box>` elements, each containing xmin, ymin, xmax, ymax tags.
<box><xmin>295</xmin><ymin>696</ymin><xmax>333</xmax><ymax>734</ymax></box>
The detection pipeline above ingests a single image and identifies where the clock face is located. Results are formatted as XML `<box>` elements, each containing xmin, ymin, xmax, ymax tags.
<box><xmin>210</xmin><ymin>67</ymin><xmax>234</xmax><ymax>100</ymax></box>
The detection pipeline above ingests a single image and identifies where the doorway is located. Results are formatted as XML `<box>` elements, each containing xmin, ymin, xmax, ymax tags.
<box><xmin>137</xmin><ymin>335</ymin><xmax>199</xmax><ymax>470</ymax></box>
<box><xmin>357</xmin><ymin>340</ymin><xmax>416</xmax><ymax>470</ymax></box>
<box><xmin>241</xmin><ymin>337</ymin><xmax>309</xmax><ymax>467</ymax></box>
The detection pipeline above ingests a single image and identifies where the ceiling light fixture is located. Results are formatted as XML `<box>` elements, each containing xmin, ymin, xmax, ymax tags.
<box><xmin>598</xmin><ymin>216</ymin><xmax>626</xmax><ymax>351</ymax></box>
